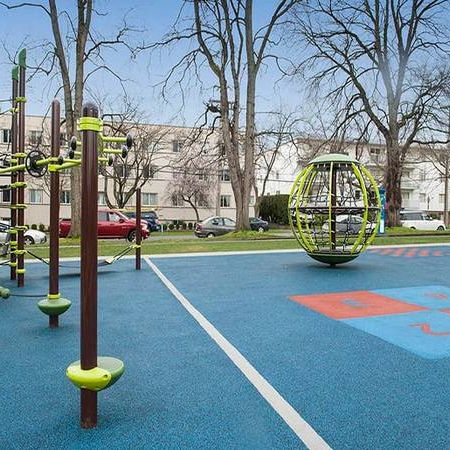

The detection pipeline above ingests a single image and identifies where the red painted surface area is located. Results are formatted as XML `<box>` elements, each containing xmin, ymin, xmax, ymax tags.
<box><xmin>290</xmin><ymin>290</ymin><xmax>426</xmax><ymax>319</ymax></box>
<box><xmin>409</xmin><ymin>322</ymin><xmax>450</xmax><ymax>336</ymax></box>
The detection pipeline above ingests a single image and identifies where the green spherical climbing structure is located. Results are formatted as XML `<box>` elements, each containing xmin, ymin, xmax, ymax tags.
<box><xmin>289</xmin><ymin>153</ymin><xmax>381</xmax><ymax>265</ymax></box>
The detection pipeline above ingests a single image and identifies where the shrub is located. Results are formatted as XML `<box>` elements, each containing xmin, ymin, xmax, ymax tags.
<box><xmin>38</xmin><ymin>223</ymin><xmax>46</xmax><ymax>232</ymax></box>
<box><xmin>31</xmin><ymin>224</ymin><xmax>37</xmax><ymax>230</ymax></box>
<box><xmin>168</xmin><ymin>223</ymin><xmax>174</xmax><ymax>231</ymax></box>
<box><xmin>187</xmin><ymin>222</ymin><xmax>193</xmax><ymax>230</ymax></box>
<box><xmin>259</xmin><ymin>194</ymin><xmax>289</xmax><ymax>225</ymax></box>
<box><xmin>182</xmin><ymin>222</ymin><xmax>187</xmax><ymax>230</ymax></box>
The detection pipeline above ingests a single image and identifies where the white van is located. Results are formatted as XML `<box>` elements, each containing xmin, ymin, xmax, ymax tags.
<box><xmin>400</xmin><ymin>210</ymin><xmax>446</xmax><ymax>231</ymax></box>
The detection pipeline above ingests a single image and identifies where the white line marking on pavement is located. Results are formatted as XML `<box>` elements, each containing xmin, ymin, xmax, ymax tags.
<box><xmin>144</xmin><ymin>256</ymin><xmax>331</xmax><ymax>450</ymax></box>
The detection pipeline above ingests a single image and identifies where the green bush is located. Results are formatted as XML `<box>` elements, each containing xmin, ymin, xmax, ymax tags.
<box><xmin>188</xmin><ymin>222</ymin><xmax>193</xmax><ymax>230</ymax></box>
<box><xmin>38</xmin><ymin>223</ymin><xmax>46</xmax><ymax>232</ymax></box>
<box><xmin>168</xmin><ymin>223</ymin><xmax>174</xmax><ymax>231</ymax></box>
<box><xmin>31</xmin><ymin>224</ymin><xmax>37</xmax><ymax>230</ymax></box>
<box><xmin>259</xmin><ymin>194</ymin><xmax>289</xmax><ymax>225</ymax></box>
<box><xmin>182</xmin><ymin>222</ymin><xmax>187</xmax><ymax>230</ymax></box>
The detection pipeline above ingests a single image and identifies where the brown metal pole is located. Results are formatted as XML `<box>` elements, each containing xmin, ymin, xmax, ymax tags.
<box><xmin>10</xmin><ymin>67</ymin><xmax>18</xmax><ymax>280</ymax></box>
<box><xmin>135</xmin><ymin>188</ymin><xmax>141</xmax><ymax>270</ymax></box>
<box><xmin>49</xmin><ymin>100</ymin><xmax>60</xmax><ymax>328</ymax></box>
<box><xmin>80</xmin><ymin>103</ymin><xmax>99</xmax><ymax>428</ymax></box>
<box><xmin>17</xmin><ymin>50</ymin><xmax>26</xmax><ymax>288</ymax></box>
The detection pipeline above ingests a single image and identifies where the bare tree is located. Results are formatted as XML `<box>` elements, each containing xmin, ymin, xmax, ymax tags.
<box><xmin>145</xmin><ymin>0</ymin><xmax>300</xmax><ymax>230</ymax></box>
<box><xmin>290</xmin><ymin>0</ymin><xmax>450</xmax><ymax>225</ymax></box>
<box><xmin>166</xmin><ymin>165</ymin><xmax>213</xmax><ymax>223</ymax></box>
<box><xmin>253</xmin><ymin>110</ymin><xmax>301</xmax><ymax>216</ymax></box>
<box><xmin>96</xmin><ymin>98</ymin><xmax>175</xmax><ymax>209</ymax></box>
<box><xmin>1</xmin><ymin>0</ymin><xmax>140</xmax><ymax>235</ymax></box>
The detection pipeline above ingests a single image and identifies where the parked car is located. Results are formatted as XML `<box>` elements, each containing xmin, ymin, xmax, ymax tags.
<box><xmin>400</xmin><ymin>210</ymin><xmax>446</xmax><ymax>231</ymax></box>
<box><xmin>0</xmin><ymin>221</ymin><xmax>47</xmax><ymax>245</ymax></box>
<box><xmin>194</xmin><ymin>216</ymin><xmax>236</xmax><ymax>238</ymax></box>
<box><xmin>322</xmin><ymin>215</ymin><xmax>369</xmax><ymax>235</ymax></box>
<box><xmin>59</xmin><ymin>209</ymin><xmax>149</xmax><ymax>241</ymax></box>
<box><xmin>123</xmin><ymin>210</ymin><xmax>161</xmax><ymax>232</ymax></box>
<box><xmin>250</xmin><ymin>217</ymin><xmax>269</xmax><ymax>232</ymax></box>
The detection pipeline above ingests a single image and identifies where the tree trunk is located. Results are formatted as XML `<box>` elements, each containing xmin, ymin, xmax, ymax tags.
<box><xmin>384</xmin><ymin>141</ymin><xmax>402</xmax><ymax>227</ymax></box>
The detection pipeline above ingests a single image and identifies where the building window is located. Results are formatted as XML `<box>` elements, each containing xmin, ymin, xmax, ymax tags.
<box><xmin>143</xmin><ymin>164</ymin><xmax>158</xmax><ymax>179</ymax></box>
<box><xmin>420</xmin><ymin>193</ymin><xmax>426</xmax><ymax>203</ymax></box>
<box><xmin>2</xmin><ymin>189</ymin><xmax>11</xmax><ymax>203</ymax></box>
<box><xmin>195</xmin><ymin>193</ymin><xmax>209</xmax><ymax>207</ymax></box>
<box><xmin>60</xmin><ymin>190</ymin><xmax>71</xmax><ymax>204</ymax></box>
<box><xmin>220</xmin><ymin>195</ymin><xmax>231</xmax><ymax>208</ymax></box>
<box><xmin>220</xmin><ymin>168</ymin><xmax>230</xmax><ymax>182</ymax></box>
<box><xmin>171</xmin><ymin>194</ymin><xmax>183</xmax><ymax>206</ymax></box>
<box><xmin>419</xmin><ymin>169</ymin><xmax>426</xmax><ymax>182</ymax></box>
<box><xmin>1</xmin><ymin>129</ymin><xmax>11</xmax><ymax>143</ymax></box>
<box><xmin>198</xmin><ymin>169</ymin><xmax>208</xmax><ymax>181</ymax></box>
<box><xmin>29</xmin><ymin>189</ymin><xmax>43</xmax><ymax>204</ymax></box>
<box><xmin>249</xmin><ymin>195</ymin><xmax>255</xmax><ymax>206</ymax></box>
<box><xmin>275</xmin><ymin>171</ymin><xmax>280</xmax><ymax>180</ymax></box>
<box><xmin>143</xmin><ymin>193</ymin><xmax>158</xmax><ymax>206</ymax></box>
<box><xmin>98</xmin><ymin>192</ymin><xmax>106</xmax><ymax>206</ymax></box>
<box><xmin>369</xmin><ymin>147</ymin><xmax>381</xmax><ymax>163</ymax></box>
<box><xmin>402</xmin><ymin>190</ymin><xmax>411</xmax><ymax>200</ymax></box>
<box><xmin>172</xmin><ymin>140</ymin><xmax>184</xmax><ymax>153</ymax></box>
<box><xmin>29</xmin><ymin>130</ymin><xmax>43</xmax><ymax>146</ymax></box>
<box><xmin>116</xmin><ymin>164</ymin><xmax>130</xmax><ymax>178</ymax></box>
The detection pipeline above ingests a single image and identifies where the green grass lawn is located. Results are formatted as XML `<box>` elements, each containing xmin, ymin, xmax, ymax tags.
<box><xmin>21</xmin><ymin>230</ymin><xmax>450</xmax><ymax>261</ymax></box>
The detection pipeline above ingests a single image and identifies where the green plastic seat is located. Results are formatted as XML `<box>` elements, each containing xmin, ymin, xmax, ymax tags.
<box><xmin>66</xmin><ymin>356</ymin><xmax>125</xmax><ymax>391</ymax></box>
<box><xmin>37</xmin><ymin>297</ymin><xmax>71</xmax><ymax>316</ymax></box>
<box><xmin>0</xmin><ymin>287</ymin><xmax>10</xmax><ymax>299</ymax></box>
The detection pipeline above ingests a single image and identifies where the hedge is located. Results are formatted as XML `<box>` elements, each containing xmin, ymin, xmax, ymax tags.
<box><xmin>259</xmin><ymin>194</ymin><xmax>289</xmax><ymax>225</ymax></box>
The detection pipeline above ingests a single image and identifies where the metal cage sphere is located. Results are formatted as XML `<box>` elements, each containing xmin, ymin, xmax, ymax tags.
<box><xmin>289</xmin><ymin>153</ymin><xmax>381</xmax><ymax>265</ymax></box>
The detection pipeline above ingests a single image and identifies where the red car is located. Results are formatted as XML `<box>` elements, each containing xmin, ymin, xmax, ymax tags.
<box><xmin>59</xmin><ymin>209</ymin><xmax>149</xmax><ymax>241</ymax></box>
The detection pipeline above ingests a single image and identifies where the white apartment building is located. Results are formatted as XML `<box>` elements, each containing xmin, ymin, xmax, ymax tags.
<box><xmin>0</xmin><ymin>114</ymin><xmax>255</xmax><ymax>226</ymax></box>
<box><xmin>258</xmin><ymin>137</ymin><xmax>448</xmax><ymax>217</ymax></box>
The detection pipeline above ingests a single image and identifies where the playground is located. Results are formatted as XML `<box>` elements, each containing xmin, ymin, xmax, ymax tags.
<box><xmin>3</xmin><ymin>244</ymin><xmax>450</xmax><ymax>449</ymax></box>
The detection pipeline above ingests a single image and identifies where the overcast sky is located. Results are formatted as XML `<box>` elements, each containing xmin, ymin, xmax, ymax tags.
<box><xmin>0</xmin><ymin>0</ymin><xmax>302</xmax><ymax>127</ymax></box>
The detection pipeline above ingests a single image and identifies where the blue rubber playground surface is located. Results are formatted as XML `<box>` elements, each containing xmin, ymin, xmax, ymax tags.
<box><xmin>2</xmin><ymin>244</ymin><xmax>450</xmax><ymax>449</ymax></box>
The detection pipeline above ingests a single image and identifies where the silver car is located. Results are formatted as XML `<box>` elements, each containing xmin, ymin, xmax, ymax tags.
<box><xmin>194</xmin><ymin>216</ymin><xmax>236</xmax><ymax>238</ymax></box>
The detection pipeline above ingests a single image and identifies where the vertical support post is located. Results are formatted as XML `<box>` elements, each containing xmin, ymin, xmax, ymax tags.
<box><xmin>17</xmin><ymin>49</ymin><xmax>26</xmax><ymax>287</ymax></box>
<box><xmin>10</xmin><ymin>67</ymin><xmax>18</xmax><ymax>280</ymax></box>
<box><xmin>330</xmin><ymin>164</ymin><xmax>337</xmax><ymax>253</ymax></box>
<box><xmin>37</xmin><ymin>100</ymin><xmax>71</xmax><ymax>325</ymax></box>
<box><xmin>49</xmin><ymin>100</ymin><xmax>61</xmax><ymax>328</ymax></box>
<box><xmin>135</xmin><ymin>188</ymin><xmax>141</xmax><ymax>270</ymax></box>
<box><xmin>80</xmin><ymin>103</ymin><xmax>99</xmax><ymax>428</ymax></box>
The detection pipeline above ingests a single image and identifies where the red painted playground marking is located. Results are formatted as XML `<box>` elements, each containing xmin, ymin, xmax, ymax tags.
<box><xmin>290</xmin><ymin>291</ymin><xmax>426</xmax><ymax>320</ymax></box>
<box><xmin>369</xmin><ymin>247</ymin><xmax>445</xmax><ymax>257</ymax></box>
<box><xmin>409</xmin><ymin>323</ymin><xmax>450</xmax><ymax>336</ymax></box>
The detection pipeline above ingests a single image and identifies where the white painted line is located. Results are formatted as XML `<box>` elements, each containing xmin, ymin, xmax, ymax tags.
<box><xmin>144</xmin><ymin>256</ymin><xmax>331</xmax><ymax>450</ymax></box>
<box><xmin>9</xmin><ymin>240</ymin><xmax>450</xmax><ymax>264</ymax></box>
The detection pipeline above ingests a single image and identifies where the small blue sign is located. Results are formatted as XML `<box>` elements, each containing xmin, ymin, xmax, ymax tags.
<box><xmin>379</xmin><ymin>186</ymin><xmax>386</xmax><ymax>234</ymax></box>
